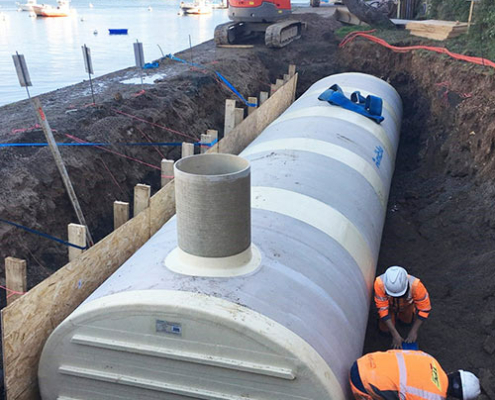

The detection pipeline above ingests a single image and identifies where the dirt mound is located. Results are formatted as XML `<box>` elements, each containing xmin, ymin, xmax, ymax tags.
<box><xmin>0</xmin><ymin>43</ymin><xmax>270</xmax><ymax>293</ymax></box>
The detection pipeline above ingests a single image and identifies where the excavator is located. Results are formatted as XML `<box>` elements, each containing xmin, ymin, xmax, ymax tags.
<box><xmin>214</xmin><ymin>0</ymin><xmax>319</xmax><ymax>48</ymax></box>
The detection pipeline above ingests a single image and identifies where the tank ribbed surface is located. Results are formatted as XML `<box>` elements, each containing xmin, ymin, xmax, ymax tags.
<box><xmin>38</xmin><ymin>73</ymin><xmax>402</xmax><ymax>400</ymax></box>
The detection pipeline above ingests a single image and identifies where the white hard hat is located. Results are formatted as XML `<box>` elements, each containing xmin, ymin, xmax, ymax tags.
<box><xmin>383</xmin><ymin>266</ymin><xmax>408</xmax><ymax>297</ymax></box>
<box><xmin>459</xmin><ymin>370</ymin><xmax>481</xmax><ymax>400</ymax></box>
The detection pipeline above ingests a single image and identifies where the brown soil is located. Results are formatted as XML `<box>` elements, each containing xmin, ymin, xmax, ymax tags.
<box><xmin>0</xmin><ymin>8</ymin><xmax>494</xmax><ymax>398</ymax></box>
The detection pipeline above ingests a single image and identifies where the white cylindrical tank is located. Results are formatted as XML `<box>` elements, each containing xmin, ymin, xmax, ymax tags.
<box><xmin>38</xmin><ymin>73</ymin><xmax>402</xmax><ymax>400</ymax></box>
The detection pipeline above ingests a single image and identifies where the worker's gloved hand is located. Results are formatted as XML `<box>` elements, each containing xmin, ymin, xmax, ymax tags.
<box><xmin>391</xmin><ymin>334</ymin><xmax>404</xmax><ymax>349</ymax></box>
<box><xmin>405</xmin><ymin>329</ymin><xmax>418</xmax><ymax>343</ymax></box>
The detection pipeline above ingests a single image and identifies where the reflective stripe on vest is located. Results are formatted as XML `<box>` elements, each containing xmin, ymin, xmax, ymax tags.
<box><xmin>395</xmin><ymin>352</ymin><xmax>446</xmax><ymax>400</ymax></box>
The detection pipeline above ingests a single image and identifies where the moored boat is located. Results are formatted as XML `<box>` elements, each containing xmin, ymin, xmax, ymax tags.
<box><xmin>211</xmin><ymin>0</ymin><xmax>228</xmax><ymax>9</ymax></box>
<box><xmin>108</xmin><ymin>28</ymin><xmax>128</xmax><ymax>34</ymax></box>
<box><xmin>16</xmin><ymin>0</ymin><xmax>38</xmax><ymax>12</ymax></box>
<box><xmin>32</xmin><ymin>0</ymin><xmax>71</xmax><ymax>17</ymax></box>
<box><xmin>180</xmin><ymin>0</ymin><xmax>212</xmax><ymax>15</ymax></box>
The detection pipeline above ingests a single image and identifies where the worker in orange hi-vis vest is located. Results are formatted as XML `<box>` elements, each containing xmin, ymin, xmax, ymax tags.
<box><xmin>349</xmin><ymin>350</ymin><xmax>480</xmax><ymax>400</ymax></box>
<box><xmin>374</xmin><ymin>265</ymin><xmax>431</xmax><ymax>349</ymax></box>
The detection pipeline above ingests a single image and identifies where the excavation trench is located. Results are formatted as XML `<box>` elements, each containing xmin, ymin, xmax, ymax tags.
<box><xmin>0</xmin><ymin>11</ymin><xmax>494</xmax><ymax>397</ymax></box>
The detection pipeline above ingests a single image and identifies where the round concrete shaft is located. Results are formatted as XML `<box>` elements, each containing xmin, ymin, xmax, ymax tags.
<box><xmin>174</xmin><ymin>153</ymin><xmax>251</xmax><ymax>258</ymax></box>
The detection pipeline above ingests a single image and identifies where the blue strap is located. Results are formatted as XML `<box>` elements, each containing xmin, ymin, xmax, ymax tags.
<box><xmin>318</xmin><ymin>84</ymin><xmax>384</xmax><ymax>124</ymax></box>
<box><xmin>164</xmin><ymin>54</ymin><xmax>257</xmax><ymax>107</ymax></box>
<box><xmin>143</xmin><ymin>62</ymin><xmax>159</xmax><ymax>69</ymax></box>
<box><xmin>214</xmin><ymin>72</ymin><xmax>258</xmax><ymax>107</ymax></box>
<box><xmin>351</xmin><ymin>90</ymin><xmax>366</xmax><ymax>104</ymax></box>
<box><xmin>0</xmin><ymin>218</ymin><xmax>88</xmax><ymax>250</ymax></box>
<box><xmin>198</xmin><ymin>137</ymin><xmax>218</xmax><ymax>147</ymax></box>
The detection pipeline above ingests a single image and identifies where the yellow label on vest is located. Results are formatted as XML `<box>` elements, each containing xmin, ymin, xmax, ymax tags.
<box><xmin>431</xmin><ymin>364</ymin><xmax>441</xmax><ymax>390</ymax></box>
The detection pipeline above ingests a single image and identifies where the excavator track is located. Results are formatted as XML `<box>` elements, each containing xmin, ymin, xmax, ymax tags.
<box><xmin>265</xmin><ymin>20</ymin><xmax>303</xmax><ymax>48</ymax></box>
<box><xmin>215</xmin><ymin>20</ymin><xmax>304</xmax><ymax>48</ymax></box>
<box><xmin>214</xmin><ymin>22</ymin><xmax>248</xmax><ymax>45</ymax></box>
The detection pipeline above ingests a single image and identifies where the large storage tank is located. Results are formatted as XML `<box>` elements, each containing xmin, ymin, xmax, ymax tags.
<box><xmin>39</xmin><ymin>73</ymin><xmax>402</xmax><ymax>400</ymax></box>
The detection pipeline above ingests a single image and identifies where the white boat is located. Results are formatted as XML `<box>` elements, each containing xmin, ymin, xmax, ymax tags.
<box><xmin>211</xmin><ymin>0</ymin><xmax>228</xmax><ymax>9</ymax></box>
<box><xmin>32</xmin><ymin>0</ymin><xmax>71</xmax><ymax>17</ymax></box>
<box><xmin>180</xmin><ymin>0</ymin><xmax>212</xmax><ymax>15</ymax></box>
<box><xmin>16</xmin><ymin>0</ymin><xmax>38</xmax><ymax>12</ymax></box>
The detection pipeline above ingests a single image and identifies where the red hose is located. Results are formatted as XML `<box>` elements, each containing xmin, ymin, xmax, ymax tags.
<box><xmin>339</xmin><ymin>30</ymin><xmax>495</xmax><ymax>70</ymax></box>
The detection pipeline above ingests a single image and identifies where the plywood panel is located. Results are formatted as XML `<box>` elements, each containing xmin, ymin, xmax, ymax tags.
<box><xmin>1</xmin><ymin>72</ymin><xmax>298</xmax><ymax>400</ymax></box>
<box><xmin>2</xmin><ymin>208</ymin><xmax>151</xmax><ymax>400</ymax></box>
<box><xmin>406</xmin><ymin>20</ymin><xmax>468</xmax><ymax>40</ymax></box>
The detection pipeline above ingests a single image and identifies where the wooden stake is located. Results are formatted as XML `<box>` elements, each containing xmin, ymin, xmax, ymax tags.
<box><xmin>283</xmin><ymin>74</ymin><xmax>290</xmax><ymax>83</ymax></box>
<box><xmin>224</xmin><ymin>99</ymin><xmax>236</xmax><ymax>135</ymax></box>
<box><xmin>181</xmin><ymin>142</ymin><xmax>194</xmax><ymax>158</ymax></box>
<box><xmin>276</xmin><ymin>79</ymin><xmax>284</xmax><ymax>88</ymax></box>
<box><xmin>288</xmin><ymin>64</ymin><xmax>296</xmax><ymax>77</ymax></box>
<box><xmin>134</xmin><ymin>184</ymin><xmax>151</xmax><ymax>217</ymax></box>
<box><xmin>5</xmin><ymin>257</ymin><xmax>27</xmax><ymax>305</ymax></box>
<box><xmin>161</xmin><ymin>159</ymin><xmax>174</xmax><ymax>187</ymax></box>
<box><xmin>32</xmin><ymin>97</ymin><xmax>93</xmax><ymax>246</ymax></box>
<box><xmin>247</xmin><ymin>97</ymin><xmax>258</xmax><ymax>115</ymax></box>
<box><xmin>270</xmin><ymin>83</ymin><xmax>277</xmax><ymax>96</ymax></box>
<box><xmin>200</xmin><ymin>134</ymin><xmax>212</xmax><ymax>154</ymax></box>
<box><xmin>259</xmin><ymin>91</ymin><xmax>269</xmax><ymax>104</ymax></box>
<box><xmin>113</xmin><ymin>201</ymin><xmax>129</xmax><ymax>230</ymax></box>
<box><xmin>206</xmin><ymin>129</ymin><xmax>218</xmax><ymax>144</ymax></box>
<box><xmin>206</xmin><ymin>129</ymin><xmax>218</xmax><ymax>152</ymax></box>
<box><xmin>68</xmin><ymin>223</ymin><xmax>86</xmax><ymax>262</ymax></box>
<box><xmin>234</xmin><ymin>108</ymin><xmax>244</xmax><ymax>127</ymax></box>
<box><xmin>468</xmin><ymin>0</ymin><xmax>475</xmax><ymax>32</ymax></box>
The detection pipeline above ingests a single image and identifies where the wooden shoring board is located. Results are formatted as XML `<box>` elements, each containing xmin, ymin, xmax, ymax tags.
<box><xmin>408</xmin><ymin>29</ymin><xmax>465</xmax><ymax>40</ymax></box>
<box><xmin>211</xmin><ymin>73</ymin><xmax>298</xmax><ymax>155</ymax></box>
<box><xmin>406</xmin><ymin>20</ymin><xmax>468</xmax><ymax>33</ymax></box>
<box><xmin>406</xmin><ymin>19</ymin><xmax>468</xmax><ymax>27</ymax></box>
<box><xmin>1</xmin><ymin>72</ymin><xmax>298</xmax><ymax>400</ymax></box>
<box><xmin>408</xmin><ymin>25</ymin><xmax>468</xmax><ymax>32</ymax></box>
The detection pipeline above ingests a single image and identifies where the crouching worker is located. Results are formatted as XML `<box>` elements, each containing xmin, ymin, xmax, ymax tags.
<box><xmin>350</xmin><ymin>350</ymin><xmax>480</xmax><ymax>400</ymax></box>
<box><xmin>374</xmin><ymin>265</ymin><xmax>431</xmax><ymax>348</ymax></box>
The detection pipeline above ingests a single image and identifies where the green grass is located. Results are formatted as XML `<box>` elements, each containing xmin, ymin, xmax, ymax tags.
<box><xmin>334</xmin><ymin>26</ymin><xmax>371</xmax><ymax>39</ymax></box>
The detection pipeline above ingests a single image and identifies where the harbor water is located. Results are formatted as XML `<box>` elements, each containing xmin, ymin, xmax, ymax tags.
<box><xmin>0</xmin><ymin>0</ymin><xmax>230</xmax><ymax>106</ymax></box>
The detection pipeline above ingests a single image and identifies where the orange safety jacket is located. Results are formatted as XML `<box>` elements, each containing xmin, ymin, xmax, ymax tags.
<box><xmin>355</xmin><ymin>350</ymin><xmax>449</xmax><ymax>400</ymax></box>
<box><xmin>374</xmin><ymin>274</ymin><xmax>431</xmax><ymax>321</ymax></box>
